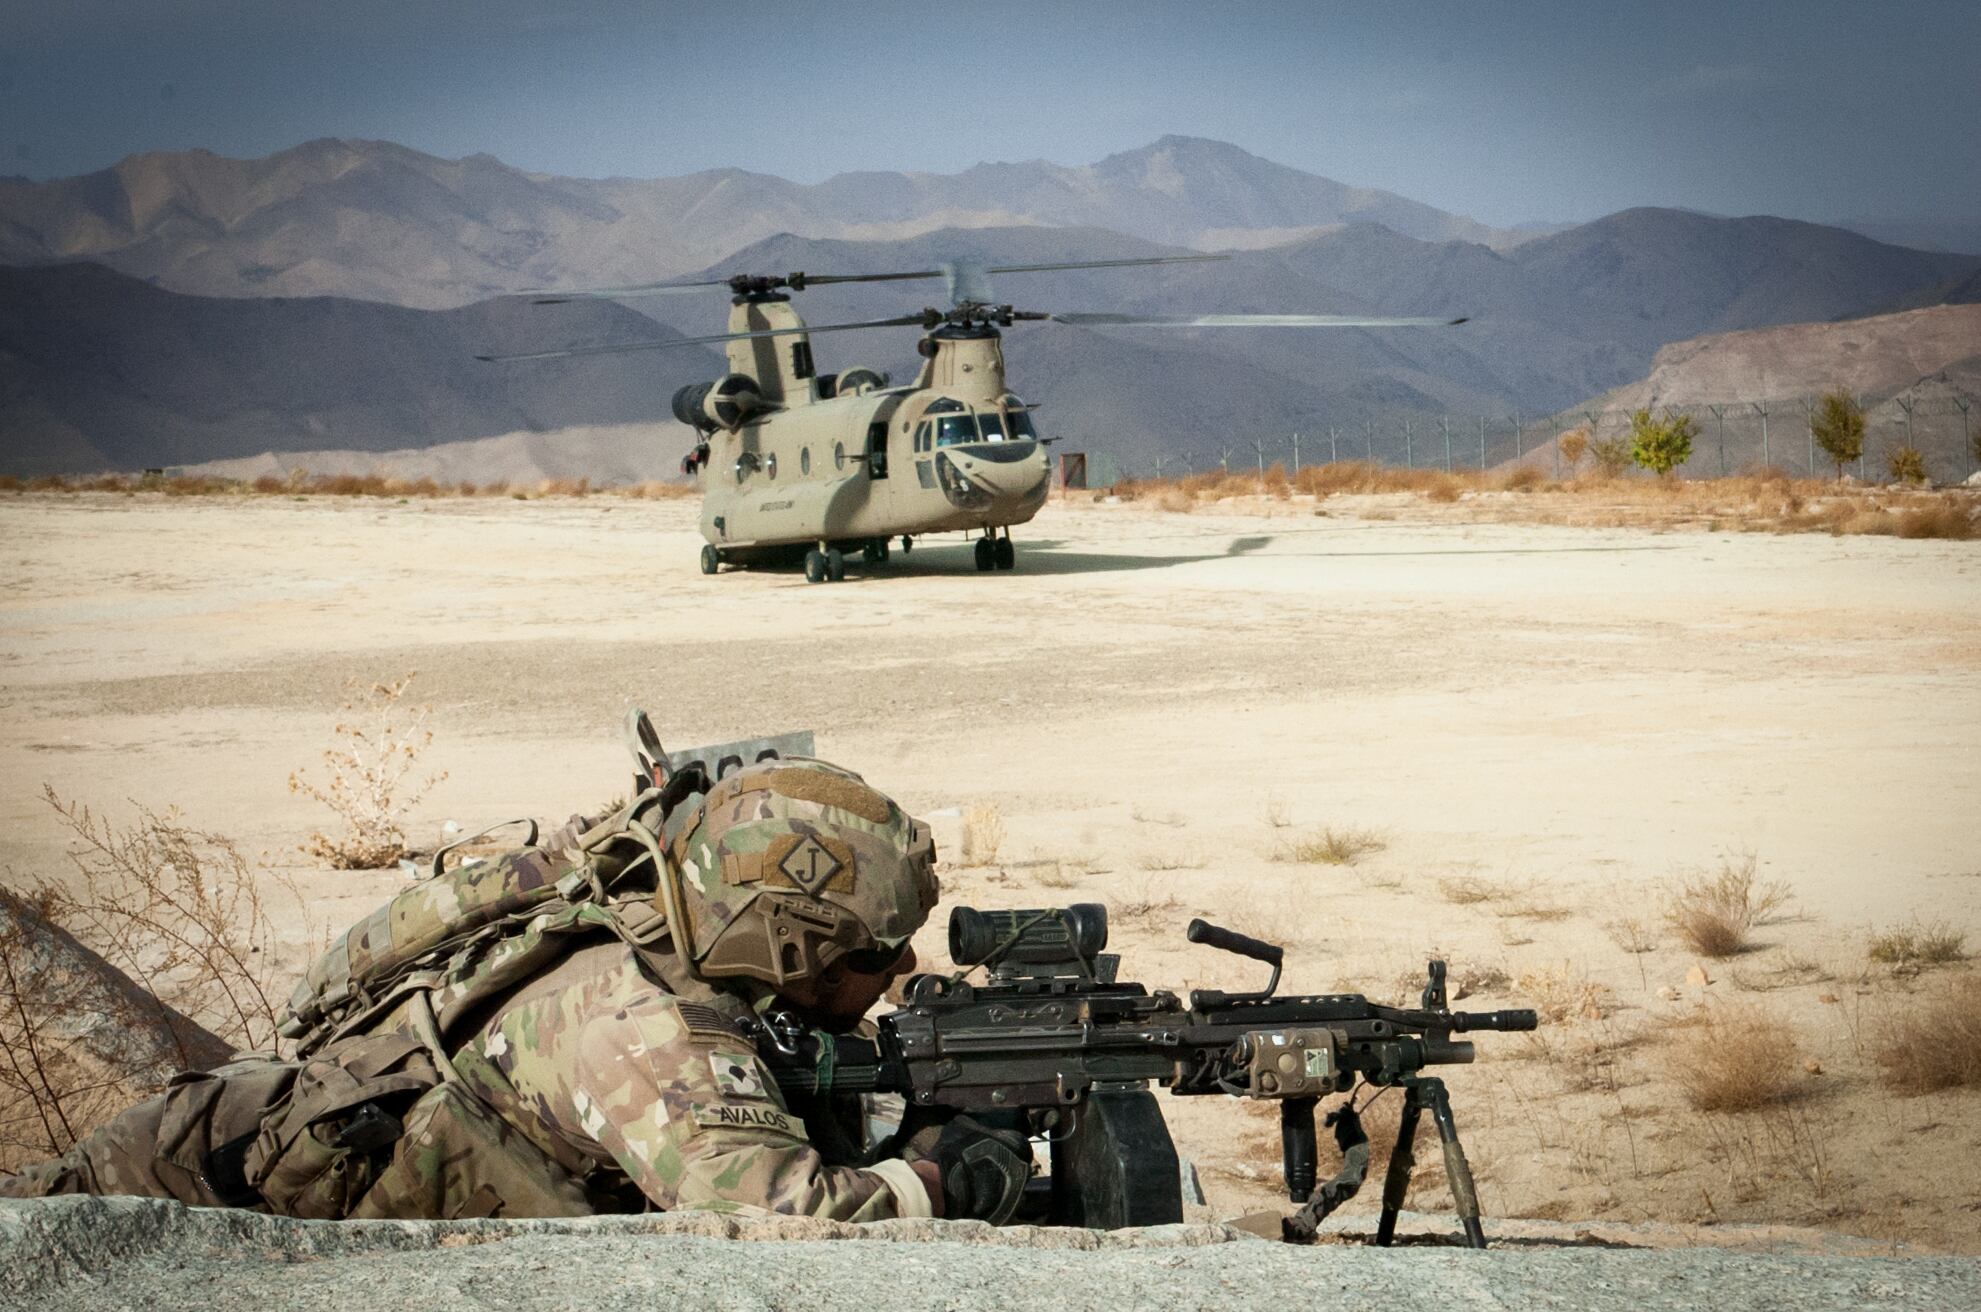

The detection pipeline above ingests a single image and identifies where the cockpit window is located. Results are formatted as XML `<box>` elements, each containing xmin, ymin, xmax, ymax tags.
<box><xmin>1007</xmin><ymin>407</ymin><xmax>1037</xmax><ymax>439</ymax></box>
<box><xmin>925</xmin><ymin>398</ymin><xmax>966</xmax><ymax>414</ymax></box>
<box><xmin>934</xmin><ymin>414</ymin><xmax>978</xmax><ymax>446</ymax></box>
<box><xmin>976</xmin><ymin>412</ymin><xmax>1006</xmax><ymax>441</ymax></box>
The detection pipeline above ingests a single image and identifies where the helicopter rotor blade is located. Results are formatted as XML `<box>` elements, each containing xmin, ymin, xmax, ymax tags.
<box><xmin>1049</xmin><ymin>313</ymin><xmax>1470</xmax><ymax>328</ymax></box>
<box><xmin>520</xmin><ymin>254</ymin><xmax>1229</xmax><ymax>303</ymax></box>
<box><xmin>475</xmin><ymin>313</ymin><xmax>933</xmax><ymax>363</ymax></box>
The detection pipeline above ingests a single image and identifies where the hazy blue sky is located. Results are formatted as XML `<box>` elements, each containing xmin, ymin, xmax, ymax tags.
<box><xmin>3</xmin><ymin>0</ymin><xmax>1975</xmax><ymax>227</ymax></box>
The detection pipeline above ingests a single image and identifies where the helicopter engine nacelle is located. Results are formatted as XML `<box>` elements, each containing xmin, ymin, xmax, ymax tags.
<box><xmin>835</xmin><ymin>366</ymin><xmax>888</xmax><ymax>397</ymax></box>
<box><xmin>671</xmin><ymin>374</ymin><xmax>768</xmax><ymax>433</ymax></box>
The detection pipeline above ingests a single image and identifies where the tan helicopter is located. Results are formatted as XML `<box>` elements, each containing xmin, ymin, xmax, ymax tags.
<box><xmin>483</xmin><ymin>258</ymin><xmax>1466</xmax><ymax>582</ymax></box>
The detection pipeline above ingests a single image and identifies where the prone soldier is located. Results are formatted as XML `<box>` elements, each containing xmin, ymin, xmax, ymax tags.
<box><xmin>2</xmin><ymin>756</ymin><xmax>1030</xmax><ymax>1222</ymax></box>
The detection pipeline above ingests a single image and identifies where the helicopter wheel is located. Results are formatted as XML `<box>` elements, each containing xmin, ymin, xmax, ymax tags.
<box><xmin>826</xmin><ymin>547</ymin><xmax>846</xmax><ymax>582</ymax></box>
<box><xmin>863</xmin><ymin>540</ymin><xmax>889</xmax><ymax>565</ymax></box>
<box><xmin>804</xmin><ymin>549</ymin><xmax>827</xmax><ymax>584</ymax></box>
<box><xmin>974</xmin><ymin>537</ymin><xmax>995</xmax><ymax>572</ymax></box>
<box><xmin>994</xmin><ymin>536</ymin><xmax>1015</xmax><ymax>571</ymax></box>
<box><xmin>700</xmin><ymin>543</ymin><xmax>720</xmax><ymax>575</ymax></box>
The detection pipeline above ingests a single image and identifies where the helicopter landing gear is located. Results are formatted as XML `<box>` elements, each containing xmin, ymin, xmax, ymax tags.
<box><xmin>976</xmin><ymin>530</ymin><xmax>1015</xmax><ymax>572</ymax></box>
<box><xmin>805</xmin><ymin>545</ymin><xmax>848</xmax><ymax>583</ymax></box>
<box><xmin>863</xmin><ymin>539</ymin><xmax>890</xmax><ymax>565</ymax></box>
<box><xmin>900</xmin><ymin>536</ymin><xmax>913</xmax><ymax>555</ymax></box>
<box><xmin>700</xmin><ymin>543</ymin><xmax>721</xmax><ymax>575</ymax></box>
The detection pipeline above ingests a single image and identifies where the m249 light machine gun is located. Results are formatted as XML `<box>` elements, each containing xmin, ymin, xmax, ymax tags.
<box><xmin>758</xmin><ymin>904</ymin><xmax>1537</xmax><ymax>1246</ymax></box>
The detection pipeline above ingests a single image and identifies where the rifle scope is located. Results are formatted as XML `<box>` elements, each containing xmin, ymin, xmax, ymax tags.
<box><xmin>949</xmin><ymin>903</ymin><xmax>1108</xmax><ymax>968</ymax></box>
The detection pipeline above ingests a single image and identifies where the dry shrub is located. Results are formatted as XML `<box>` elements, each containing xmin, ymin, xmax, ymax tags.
<box><xmin>1671</xmin><ymin>1003</ymin><xmax>1799</xmax><ymax>1112</ymax></box>
<box><xmin>1589</xmin><ymin>436</ymin><xmax>1633</xmax><ymax>478</ymax></box>
<box><xmin>1497</xmin><ymin>463</ymin><xmax>1544</xmax><ymax>492</ymax></box>
<box><xmin>1516</xmin><ymin>962</ymin><xmax>1613</xmax><ymax>1023</ymax></box>
<box><xmin>1156</xmin><ymin>489</ymin><xmax>1195</xmax><ymax>514</ymax></box>
<box><xmin>614</xmin><ymin>480</ymin><xmax>697</xmax><ymax>500</ymax></box>
<box><xmin>1437</xmin><ymin>875</ymin><xmax>1496</xmax><ymax>905</ymax></box>
<box><xmin>1892</xmin><ymin>504</ymin><xmax>1974</xmax><ymax>540</ymax></box>
<box><xmin>1866</xmin><ymin>920</ymin><xmax>1968</xmax><ymax>966</ymax></box>
<box><xmin>1835</xmin><ymin>508</ymin><xmax>1897</xmax><ymax>536</ymax></box>
<box><xmin>1557</xmin><ymin>427</ymin><xmax>1590</xmax><ymax>468</ymax></box>
<box><xmin>1886</xmin><ymin>445</ymin><xmax>1927</xmax><ymax>485</ymax></box>
<box><xmin>2</xmin><ymin>795</ymin><xmax>285</xmax><ymax>1166</ymax></box>
<box><xmin>1664</xmin><ymin>854</ymin><xmax>1790</xmax><ymax>958</ymax></box>
<box><xmin>1136</xmin><ymin>850</ymin><xmax>1206</xmax><ymax>872</ymax></box>
<box><xmin>1275</xmin><ymin>825</ymin><xmax>1385</xmax><ymax>866</ymax></box>
<box><xmin>958</xmin><ymin>802</ymin><xmax>1005</xmax><ymax>868</ymax></box>
<box><xmin>537</xmin><ymin>476</ymin><xmax>592</xmax><ymax>498</ymax></box>
<box><xmin>289</xmin><ymin>673</ymin><xmax>447</xmax><ymax>869</ymax></box>
<box><xmin>1874</xmin><ymin>974</ymin><xmax>1981</xmax><ymax>1094</ymax></box>
<box><xmin>0</xmin><ymin>474</ymin><xmax>22</xmax><ymax>492</ymax></box>
<box><xmin>1108</xmin><ymin>878</ymin><xmax>1183</xmax><ymax>926</ymax></box>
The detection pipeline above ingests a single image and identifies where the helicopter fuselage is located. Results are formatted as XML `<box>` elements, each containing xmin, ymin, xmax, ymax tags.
<box><xmin>690</xmin><ymin>298</ymin><xmax>1050</xmax><ymax>565</ymax></box>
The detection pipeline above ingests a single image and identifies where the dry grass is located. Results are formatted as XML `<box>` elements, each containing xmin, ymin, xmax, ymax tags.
<box><xmin>1866</xmin><ymin>920</ymin><xmax>1968</xmax><ymax>967</ymax></box>
<box><xmin>1437</xmin><ymin>875</ymin><xmax>1497</xmax><ymax>905</ymax></box>
<box><xmin>1</xmin><ymin>471</ymin><xmax>699</xmax><ymax>500</ymax></box>
<box><xmin>1274</xmin><ymin>825</ymin><xmax>1386</xmax><ymax>866</ymax></box>
<box><xmin>288</xmin><ymin>673</ymin><xmax>446</xmax><ymax>869</ymax></box>
<box><xmin>1516</xmin><ymin>962</ymin><xmax>1614</xmax><ymax>1024</ymax></box>
<box><xmin>1670</xmin><ymin>1003</ymin><xmax>1801</xmax><ymax>1112</ymax></box>
<box><xmin>1663</xmin><ymin>854</ymin><xmax>1791</xmax><ymax>958</ymax></box>
<box><xmin>958</xmin><ymin>802</ymin><xmax>1006</xmax><ymax>868</ymax></box>
<box><xmin>1874</xmin><ymin>974</ymin><xmax>1981</xmax><ymax>1094</ymax></box>
<box><xmin>1135</xmin><ymin>851</ymin><xmax>1206</xmax><ymax>872</ymax></box>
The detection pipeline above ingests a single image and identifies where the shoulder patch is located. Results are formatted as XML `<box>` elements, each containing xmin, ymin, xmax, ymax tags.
<box><xmin>675</xmin><ymin>1002</ymin><xmax>743</xmax><ymax>1041</ymax></box>
<box><xmin>687</xmin><ymin>1102</ymin><xmax>804</xmax><ymax>1139</ymax></box>
<box><xmin>708</xmin><ymin>1053</ymin><xmax>766</xmax><ymax>1098</ymax></box>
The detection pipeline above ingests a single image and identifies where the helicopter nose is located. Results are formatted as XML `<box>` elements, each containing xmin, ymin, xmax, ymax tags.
<box><xmin>934</xmin><ymin>442</ymin><xmax>1048</xmax><ymax>509</ymax></box>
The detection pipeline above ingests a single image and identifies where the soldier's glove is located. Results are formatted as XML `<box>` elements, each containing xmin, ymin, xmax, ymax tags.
<box><xmin>928</xmin><ymin>1117</ymin><xmax>1032</xmax><ymax>1224</ymax></box>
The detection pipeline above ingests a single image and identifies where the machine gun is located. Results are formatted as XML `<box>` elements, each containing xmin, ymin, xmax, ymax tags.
<box><xmin>757</xmin><ymin>903</ymin><xmax>1536</xmax><ymax>1246</ymax></box>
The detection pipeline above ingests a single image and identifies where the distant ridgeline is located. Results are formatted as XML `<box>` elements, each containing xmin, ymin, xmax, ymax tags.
<box><xmin>0</xmin><ymin>139</ymin><xmax>1975</xmax><ymax>478</ymax></box>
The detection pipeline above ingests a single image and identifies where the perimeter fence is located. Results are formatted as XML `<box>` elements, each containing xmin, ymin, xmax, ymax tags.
<box><xmin>1066</xmin><ymin>392</ymin><xmax>1980</xmax><ymax>489</ymax></box>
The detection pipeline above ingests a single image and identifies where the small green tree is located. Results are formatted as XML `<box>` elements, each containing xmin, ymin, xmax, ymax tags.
<box><xmin>1810</xmin><ymin>388</ymin><xmax>1865</xmax><ymax>479</ymax></box>
<box><xmin>1628</xmin><ymin>408</ymin><xmax>1696</xmax><ymax>479</ymax></box>
<box><xmin>1887</xmin><ymin>445</ymin><xmax>1927</xmax><ymax>485</ymax></box>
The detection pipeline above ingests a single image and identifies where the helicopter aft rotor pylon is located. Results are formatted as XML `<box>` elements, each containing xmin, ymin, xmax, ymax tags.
<box><xmin>479</xmin><ymin>253</ymin><xmax>1468</xmax><ymax>582</ymax></box>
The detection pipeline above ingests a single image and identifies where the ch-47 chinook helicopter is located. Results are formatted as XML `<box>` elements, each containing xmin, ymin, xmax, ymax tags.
<box><xmin>481</xmin><ymin>257</ymin><xmax>1466</xmax><ymax>582</ymax></box>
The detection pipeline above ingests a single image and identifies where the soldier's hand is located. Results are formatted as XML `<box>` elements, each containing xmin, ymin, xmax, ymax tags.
<box><xmin>927</xmin><ymin>1116</ymin><xmax>1032</xmax><ymax>1224</ymax></box>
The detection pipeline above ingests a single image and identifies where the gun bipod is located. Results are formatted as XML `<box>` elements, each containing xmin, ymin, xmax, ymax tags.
<box><xmin>1372</xmin><ymin>1076</ymin><xmax>1486</xmax><ymax>1250</ymax></box>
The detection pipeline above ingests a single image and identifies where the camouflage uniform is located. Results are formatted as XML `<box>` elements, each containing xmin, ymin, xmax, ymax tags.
<box><xmin>2</xmin><ymin>758</ymin><xmax>937</xmax><ymax>1221</ymax></box>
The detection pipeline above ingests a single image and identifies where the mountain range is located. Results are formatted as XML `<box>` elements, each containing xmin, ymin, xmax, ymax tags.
<box><xmin>0</xmin><ymin>136</ymin><xmax>1543</xmax><ymax>310</ymax></box>
<box><xmin>2</xmin><ymin>137</ymin><xmax>1977</xmax><ymax>478</ymax></box>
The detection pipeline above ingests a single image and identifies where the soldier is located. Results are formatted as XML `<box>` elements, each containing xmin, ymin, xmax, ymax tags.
<box><xmin>1</xmin><ymin>757</ymin><xmax>1030</xmax><ymax>1223</ymax></box>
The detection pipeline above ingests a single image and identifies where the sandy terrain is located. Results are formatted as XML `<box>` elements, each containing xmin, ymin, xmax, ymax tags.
<box><xmin>2</xmin><ymin>489</ymin><xmax>1977</xmax><ymax>1250</ymax></box>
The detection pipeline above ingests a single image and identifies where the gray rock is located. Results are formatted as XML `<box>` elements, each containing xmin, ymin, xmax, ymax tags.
<box><xmin>3</xmin><ymin>1196</ymin><xmax>1975</xmax><ymax>1312</ymax></box>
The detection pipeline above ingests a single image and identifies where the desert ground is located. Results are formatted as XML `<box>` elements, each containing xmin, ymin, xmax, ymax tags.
<box><xmin>2</xmin><ymin>487</ymin><xmax>1977</xmax><ymax>1251</ymax></box>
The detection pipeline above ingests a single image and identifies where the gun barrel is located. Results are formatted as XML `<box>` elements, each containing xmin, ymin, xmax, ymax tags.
<box><xmin>1449</xmin><ymin>1009</ymin><xmax>1538</xmax><ymax>1033</ymax></box>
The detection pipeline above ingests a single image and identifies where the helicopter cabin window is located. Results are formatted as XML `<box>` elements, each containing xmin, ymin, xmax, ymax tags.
<box><xmin>976</xmin><ymin>411</ymin><xmax>1007</xmax><ymax>441</ymax></box>
<box><xmin>934</xmin><ymin>414</ymin><xmax>978</xmax><ymax>446</ymax></box>
<box><xmin>733</xmin><ymin>452</ymin><xmax>760</xmax><ymax>484</ymax></box>
<box><xmin>913</xmin><ymin>421</ymin><xmax>931</xmax><ymax>453</ymax></box>
<box><xmin>867</xmin><ymin>421</ymin><xmax>889</xmax><ymax>478</ymax></box>
<box><xmin>800</xmin><ymin>447</ymin><xmax>811</xmax><ymax>475</ymax></box>
<box><xmin>766</xmin><ymin>452</ymin><xmax>778</xmax><ymax>480</ymax></box>
<box><xmin>790</xmin><ymin>340</ymin><xmax>815</xmax><ymax>380</ymax></box>
<box><xmin>1001</xmin><ymin>396</ymin><xmax>1038</xmax><ymax>439</ymax></box>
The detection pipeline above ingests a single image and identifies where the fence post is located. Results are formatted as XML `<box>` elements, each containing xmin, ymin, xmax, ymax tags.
<box><xmin>1329</xmin><ymin>425</ymin><xmax>1339</xmax><ymax>464</ymax></box>
<box><xmin>1956</xmin><ymin>397</ymin><xmax>1974</xmax><ymax>478</ymax></box>
<box><xmin>1441</xmin><ymin>415</ymin><xmax>1452</xmax><ymax>472</ymax></box>
<box><xmin>1896</xmin><ymin>394</ymin><xmax>1918</xmax><ymax>479</ymax></box>
<box><xmin>1364</xmin><ymin>421</ymin><xmax>1374</xmax><ymax>464</ymax></box>
<box><xmin>1802</xmin><ymin>396</ymin><xmax>1816</xmax><ymax>475</ymax></box>
<box><xmin>1706</xmin><ymin>404</ymin><xmax>1728</xmax><ymax>476</ymax></box>
<box><xmin>1291</xmin><ymin>431</ymin><xmax>1302</xmax><ymax>474</ymax></box>
<box><xmin>1478</xmin><ymin>415</ymin><xmax>1487</xmax><ymax>469</ymax></box>
<box><xmin>1751</xmin><ymin>401</ymin><xmax>1770</xmax><ymax>469</ymax></box>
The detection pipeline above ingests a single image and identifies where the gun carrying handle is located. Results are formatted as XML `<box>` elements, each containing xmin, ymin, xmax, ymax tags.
<box><xmin>1186</xmin><ymin>919</ymin><xmax>1284</xmax><ymax>967</ymax></box>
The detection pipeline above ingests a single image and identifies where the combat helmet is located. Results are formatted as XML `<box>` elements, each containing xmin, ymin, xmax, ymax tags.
<box><xmin>647</xmin><ymin>757</ymin><xmax>938</xmax><ymax>990</ymax></box>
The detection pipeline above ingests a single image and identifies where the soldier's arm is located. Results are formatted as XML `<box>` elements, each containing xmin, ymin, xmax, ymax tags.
<box><xmin>472</xmin><ymin>983</ymin><xmax>932</xmax><ymax>1220</ymax></box>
